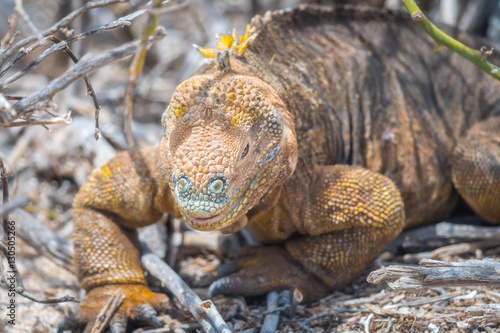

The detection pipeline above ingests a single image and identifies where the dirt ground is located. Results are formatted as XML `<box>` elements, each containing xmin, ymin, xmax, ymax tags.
<box><xmin>1</xmin><ymin>0</ymin><xmax>500</xmax><ymax>332</ymax></box>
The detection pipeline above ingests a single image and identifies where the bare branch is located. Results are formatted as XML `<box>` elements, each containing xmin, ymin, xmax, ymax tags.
<box><xmin>0</xmin><ymin>40</ymin><xmax>44</xmax><ymax>79</ymax></box>
<box><xmin>46</xmin><ymin>36</ymin><xmax>104</xmax><ymax>139</ymax></box>
<box><xmin>5</xmin><ymin>28</ymin><xmax>165</xmax><ymax>124</ymax></box>
<box><xmin>0</xmin><ymin>93</ymin><xmax>14</xmax><ymax>116</ymax></box>
<box><xmin>0</xmin><ymin>0</ymin><xmax>128</xmax><ymax>68</ymax></box>
<box><xmin>0</xmin><ymin>242</ymin><xmax>77</xmax><ymax>304</ymax></box>
<box><xmin>123</xmin><ymin>0</ymin><xmax>165</xmax><ymax>147</ymax></box>
<box><xmin>0</xmin><ymin>7</ymin><xmax>148</xmax><ymax>88</ymax></box>
<box><xmin>1</xmin><ymin>159</ymin><xmax>76</xmax><ymax>305</ymax></box>
<box><xmin>9</xmin><ymin>209</ymin><xmax>74</xmax><ymax>270</ymax></box>
<box><xmin>402</xmin><ymin>239</ymin><xmax>500</xmax><ymax>264</ymax></box>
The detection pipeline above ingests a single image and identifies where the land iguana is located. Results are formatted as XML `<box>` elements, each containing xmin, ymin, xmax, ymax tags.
<box><xmin>73</xmin><ymin>5</ymin><xmax>500</xmax><ymax>330</ymax></box>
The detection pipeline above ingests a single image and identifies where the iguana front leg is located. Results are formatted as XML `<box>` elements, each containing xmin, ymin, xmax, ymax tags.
<box><xmin>209</xmin><ymin>165</ymin><xmax>405</xmax><ymax>301</ymax></box>
<box><xmin>73</xmin><ymin>147</ymin><xmax>176</xmax><ymax>332</ymax></box>
<box><xmin>452</xmin><ymin>116</ymin><xmax>500</xmax><ymax>224</ymax></box>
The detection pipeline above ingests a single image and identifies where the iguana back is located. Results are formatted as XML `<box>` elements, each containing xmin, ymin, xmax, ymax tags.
<box><xmin>241</xmin><ymin>5</ymin><xmax>500</xmax><ymax>227</ymax></box>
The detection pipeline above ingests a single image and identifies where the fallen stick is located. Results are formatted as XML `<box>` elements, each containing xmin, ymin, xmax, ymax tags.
<box><xmin>466</xmin><ymin>304</ymin><xmax>500</xmax><ymax>324</ymax></box>
<box><xmin>386</xmin><ymin>219</ymin><xmax>500</xmax><ymax>253</ymax></box>
<box><xmin>260</xmin><ymin>291</ymin><xmax>279</xmax><ymax>333</ymax></box>
<box><xmin>402</xmin><ymin>238</ymin><xmax>500</xmax><ymax>264</ymax></box>
<box><xmin>140</xmin><ymin>243</ymin><xmax>232</xmax><ymax>333</ymax></box>
<box><xmin>367</xmin><ymin>258</ymin><xmax>500</xmax><ymax>290</ymax></box>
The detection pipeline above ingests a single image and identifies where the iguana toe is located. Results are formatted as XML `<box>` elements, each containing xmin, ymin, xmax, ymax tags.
<box><xmin>78</xmin><ymin>284</ymin><xmax>170</xmax><ymax>332</ymax></box>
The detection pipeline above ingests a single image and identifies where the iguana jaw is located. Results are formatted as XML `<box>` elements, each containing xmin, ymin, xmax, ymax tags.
<box><xmin>180</xmin><ymin>188</ymin><xmax>246</xmax><ymax>230</ymax></box>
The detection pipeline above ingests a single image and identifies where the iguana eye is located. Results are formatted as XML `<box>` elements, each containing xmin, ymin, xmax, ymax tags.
<box><xmin>241</xmin><ymin>143</ymin><xmax>249</xmax><ymax>159</ymax></box>
<box><xmin>177</xmin><ymin>177</ymin><xmax>191</xmax><ymax>193</ymax></box>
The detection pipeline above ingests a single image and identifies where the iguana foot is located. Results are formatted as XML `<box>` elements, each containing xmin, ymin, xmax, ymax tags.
<box><xmin>208</xmin><ymin>246</ymin><xmax>330</xmax><ymax>302</ymax></box>
<box><xmin>77</xmin><ymin>285</ymin><xmax>170</xmax><ymax>333</ymax></box>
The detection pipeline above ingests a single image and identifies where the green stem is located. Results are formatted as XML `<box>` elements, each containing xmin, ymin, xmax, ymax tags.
<box><xmin>401</xmin><ymin>0</ymin><xmax>500</xmax><ymax>81</ymax></box>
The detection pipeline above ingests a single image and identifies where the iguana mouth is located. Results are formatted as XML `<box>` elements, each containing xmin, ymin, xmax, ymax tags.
<box><xmin>181</xmin><ymin>194</ymin><xmax>244</xmax><ymax>231</ymax></box>
<box><xmin>188</xmin><ymin>212</ymin><xmax>222</xmax><ymax>224</ymax></box>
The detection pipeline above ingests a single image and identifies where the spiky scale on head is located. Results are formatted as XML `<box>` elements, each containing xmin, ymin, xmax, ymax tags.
<box><xmin>193</xmin><ymin>25</ymin><xmax>255</xmax><ymax>72</ymax></box>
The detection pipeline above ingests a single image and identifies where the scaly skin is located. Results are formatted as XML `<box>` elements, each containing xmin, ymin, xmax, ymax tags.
<box><xmin>73</xmin><ymin>5</ymin><xmax>500</xmax><ymax>330</ymax></box>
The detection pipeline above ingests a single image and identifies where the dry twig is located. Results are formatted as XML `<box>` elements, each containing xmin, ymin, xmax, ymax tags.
<box><xmin>0</xmin><ymin>236</ymin><xmax>77</xmax><ymax>304</ymax></box>
<box><xmin>0</xmin><ymin>160</ymin><xmax>76</xmax><ymax>304</ymax></box>
<box><xmin>0</xmin><ymin>7</ymin><xmax>148</xmax><ymax>87</ymax></box>
<box><xmin>0</xmin><ymin>196</ymin><xmax>30</xmax><ymax>219</ymax></box>
<box><xmin>88</xmin><ymin>292</ymin><xmax>125</xmax><ymax>333</ymax></box>
<box><xmin>260</xmin><ymin>291</ymin><xmax>280</xmax><ymax>333</ymax></box>
<box><xmin>0</xmin><ymin>0</ymin><xmax>128</xmax><ymax>68</ymax></box>
<box><xmin>402</xmin><ymin>239</ymin><xmax>500</xmax><ymax>263</ymax></box>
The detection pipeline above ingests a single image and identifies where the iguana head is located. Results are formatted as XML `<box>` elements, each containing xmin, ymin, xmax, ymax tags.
<box><xmin>159</xmin><ymin>59</ymin><xmax>297</xmax><ymax>231</ymax></box>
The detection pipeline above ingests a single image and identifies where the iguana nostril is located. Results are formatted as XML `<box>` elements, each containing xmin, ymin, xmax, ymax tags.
<box><xmin>208</xmin><ymin>177</ymin><xmax>225</xmax><ymax>194</ymax></box>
